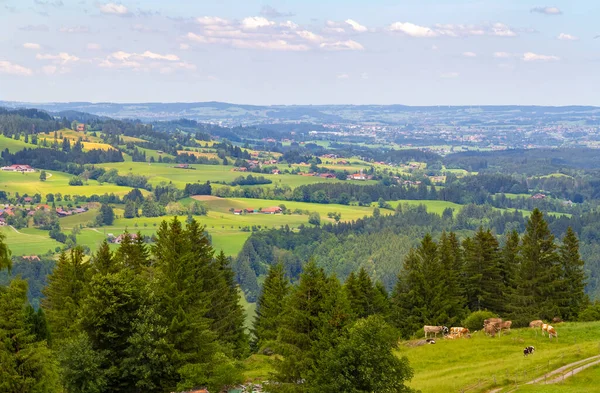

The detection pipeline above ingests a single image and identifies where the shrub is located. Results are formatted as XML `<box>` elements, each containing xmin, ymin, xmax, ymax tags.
<box><xmin>579</xmin><ymin>302</ymin><xmax>600</xmax><ymax>322</ymax></box>
<box><xmin>462</xmin><ymin>310</ymin><xmax>498</xmax><ymax>332</ymax></box>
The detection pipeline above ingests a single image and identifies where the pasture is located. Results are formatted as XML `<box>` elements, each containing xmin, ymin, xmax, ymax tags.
<box><xmin>0</xmin><ymin>135</ymin><xmax>36</xmax><ymax>153</ymax></box>
<box><xmin>0</xmin><ymin>170</ymin><xmax>135</xmax><ymax>197</ymax></box>
<box><xmin>96</xmin><ymin>161</ymin><xmax>349</xmax><ymax>189</ymax></box>
<box><xmin>0</xmin><ymin>226</ymin><xmax>62</xmax><ymax>256</ymax></box>
<box><xmin>399</xmin><ymin>321</ymin><xmax>600</xmax><ymax>393</ymax></box>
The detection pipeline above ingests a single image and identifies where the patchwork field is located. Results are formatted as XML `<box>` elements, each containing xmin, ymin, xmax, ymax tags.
<box><xmin>0</xmin><ymin>170</ymin><xmax>135</xmax><ymax>197</ymax></box>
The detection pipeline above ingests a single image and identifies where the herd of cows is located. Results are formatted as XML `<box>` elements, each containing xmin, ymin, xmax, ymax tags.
<box><xmin>422</xmin><ymin>318</ymin><xmax>560</xmax><ymax>356</ymax></box>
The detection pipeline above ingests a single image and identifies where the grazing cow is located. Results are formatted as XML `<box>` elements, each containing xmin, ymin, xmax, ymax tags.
<box><xmin>483</xmin><ymin>318</ymin><xmax>503</xmax><ymax>327</ymax></box>
<box><xmin>523</xmin><ymin>346</ymin><xmax>535</xmax><ymax>356</ymax></box>
<box><xmin>500</xmin><ymin>321</ymin><xmax>512</xmax><ymax>332</ymax></box>
<box><xmin>547</xmin><ymin>325</ymin><xmax>558</xmax><ymax>340</ymax></box>
<box><xmin>424</xmin><ymin>325</ymin><xmax>448</xmax><ymax>339</ymax></box>
<box><xmin>541</xmin><ymin>323</ymin><xmax>549</xmax><ymax>337</ymax></box>
<box><xmin>484</xmin><ymin>323</ymin><xmax>500</xmax><ymax>337</ymax></box>
<box><xmin>426</xmin><ymin>338</ymin><xmax>436</xmax><ymax>344</ymax></box>
<box><xmin>450</xmin><ymin>327</ymin><xmax>470</xmax><ymax>338</ymax></box>
<box><xmin>552</xmin><ymin>317</ymin><xmax>563</xmax><ymax>324</ymax></box>
<box><xmin>529</xmin><ymin>320</ymin><xmax>544</xmax><ymax>328</ymax></box>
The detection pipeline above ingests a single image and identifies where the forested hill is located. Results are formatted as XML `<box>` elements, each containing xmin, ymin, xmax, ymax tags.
<box><xmin>2</xmin><ymin>101</ymin><xmax>599</xmax><ymax>124</ymax></box>
<box><xmin>233</xmin><ymin>204</ymin><xmax>600</xmax><ymax>303</ymax></box>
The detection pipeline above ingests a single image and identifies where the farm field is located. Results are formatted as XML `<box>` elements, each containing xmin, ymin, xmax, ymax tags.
<box><xmin>96</xmin><ymin>161</ymin><xmax>350</xmax><ymax>189</ymax></box>
<box><xmin>399</xmin><ymin>321</ymin><xmax>600</xmax><ymax>393</ymax></box>
<box><xmin>388</xmin><ymin>199</ymin><xmax>464</xmax><ymax>215</ymax></box>
<box><xmin>0</xmin><ymin>135</ymin><xmax>37</xmax><ymax>152</ymax></box>
<box><xmin>0</xmin><ymin>170</ymin><xmax>135</xmax><ymax>197</ymax></box>
<box><xmin>0</xmin><ymin>226</ymin><xmax>62</xmax><ymax>256</ymax></box>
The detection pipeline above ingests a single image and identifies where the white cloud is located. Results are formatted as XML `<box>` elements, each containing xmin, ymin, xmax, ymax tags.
<box><xmin>87</xmin><ymin>43</ymin><xmax>101</xmax><ymax>50</ymax></box>
<box><xmin>59</xmin><ymin>26</ymin><xmax>89</xmax><ymax>33</ymax></box>
<box><xmin>196</xmin><ymin>16</ymin><xmax>229</xmax><ymax>26</ymax></box>
<box><xmin>320</xmin><ymin>40</ymin><xmax>364</xmax><ymax>51</ymax></box>
<box><xmin>23</xmin><ymin>43</ymin><xmax>41</xmax><ymax>50</ymax></box>
<box><xmin>490</xmin><ymin>23</ymin><xmax>517</xmax><ymax>37</ymax></box>
<box><xmin>440</xmin><ymin>72</ymin><xmax>460</xmax><ymax>78</ymax></box>
<box><xmin>523</xmin><ymin>52</ymin><xmax>560</xmax><ymax>61</ymax></box>
<box><xmin>241</xmin><ymin>16</ymin><xmax>275</xmax><ymax>29</ymax></box>
<box><xmin>233</xmin><ymin>39</ymin><xmax>309</xmax><ymax>51</ymax></box>
<box><xmin>99</xmin><ymin>59</ymin><xmax>142</xmax><ymax>69</ymax></box>
<box><xmin>493</xmin><ymin>51</ymin><xmax>514</xmax><ymax>58</ymax></box>
<box><xmin>140</xmin><ymin>51</ymin><xmax>179</xmax><ymax>61</ymax></box>
<box><xmin>557</xmin><ymin>33</ymin><xmax>578</xmax><ymax>41</ymax></box>
<box><xmin>345</xmin><ymin>19</ymin><xmax>368</xmax><ymax>33</ymax></box>
<box><xmin>337</xmin><ymin>73</ymin><xmax>349</xmax><ymax>79</ymax></box>
<box><xmin>0</xmin><ymin>60</ymin><xmax>33</xmax><ymax>76</ymax></box>
<box><xmin>36</xmin><ymin>52</ymin><xmax>80</xmax><ymax>64</ymax></box>
<box><xmin>389</xmin><ymin>22</ymin><xmax>437</xmax><ymax>37</ymax></box>
<box><xmin>280</xmin><ymin>21</ymin><xmax>298</xmax><ymax>30</ymax></box>
<box><xmin>98</xmin><ymin>2</ymin><xmax>130</xmax><ymax>16</ymax></box>
<box><xmin>531</xmin><ymin>6</ymin><xmax>562</xmax><ymax>15</ymax></box>
<box><xmin>463</xmin><ymin>51</ymin><xmax>477</xmax><ymax>57</ymax></box>
<box><xmin>179</xmin><ymin>43</ymin><xmax>190</xmax><ymax>50</ymax></box>
<box><xmin>296</xmin><ymin>30</ymin><xmax>324</xmax><ymax>43</ymax></box>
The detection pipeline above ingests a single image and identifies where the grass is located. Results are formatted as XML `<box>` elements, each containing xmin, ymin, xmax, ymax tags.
<box><xmin>510</xmin><ymin>363</ymin><xmax>600</xmax><ymax>392</ymax></box>
<box><xmin>0</xmin><ymin>170</ymin><xmax>136</xmax><ymax>198</ymax></box>
<box><xmin>0</xmin><ymin>227</ymin><xmax>62</xmax><ymax>256</ymax></box>
<box><xmin>96</xmin><ymin>161</ymin><xmax>351</xmax><ymax>189</ymax></box>
<box><xmin>0</xmin><ymin>135</ymin><xmax>37</xmax><ymax>152</ymax></box>
<box><xmin>388</xmin><ymin>199</ymin><xmax>464</xmax><ymax>215</ymax></box>
<box><xmin>399</xmin><ymin>321</ymin><xmax>600</xmax><ymax>393</ymax></box>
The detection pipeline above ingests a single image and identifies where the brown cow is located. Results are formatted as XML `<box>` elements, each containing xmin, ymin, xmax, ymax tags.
<box><xmin>547</xmin><ymin>325</ymin><xmax>558</xmax><ymax>340</ymax></box>
<box><xmin>484</xmin><ymin>318</ymin><xmax>503</xmax><ymax>327</ymax></box>
<box><xmin>529</xmin><ymin>320</ymin><xmax>544</xmax><ymax>328</ymax></box>
<box><xmin>484</xmin><ymin>323</ymin><xmax>500</xmax><ymax>337</ymax></box>
<box><xmin>500</xmin><ymin>320</ymin><xmax>512</xmax><ymax>332</ymax></box>
<box><xmin>541</xmin><ymin>323</ymin><xmax>549</xmax><ymax>337</ymax></box>
<box><xmin>424</xmin><ymin>325</ymin><xmax>448</xmax><ymax>339</ymax></box>
<box><xmin>450</xmin><ymin>327</ymin><xmax>470</xmax><ymax>338</ymax></box>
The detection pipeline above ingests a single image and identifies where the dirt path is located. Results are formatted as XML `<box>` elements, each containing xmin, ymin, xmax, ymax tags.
<box><xmin>488</xmin><ymin>354</ymin><xmax>600</xmax><ymax>393</ymax></box>
<box><xmin>8</xmin><ymin>225</ymin><xmax>22</xmax><ymax>234</ymax></box>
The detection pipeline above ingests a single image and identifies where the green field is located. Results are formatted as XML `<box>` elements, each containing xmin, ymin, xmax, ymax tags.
<box><xmin>0</xmin><ymin>135</ymin><xmax>38</xmax><ymax>152</ymax></box>
<box><xmin>399</xmin><ymin>321</ymin><xmax>600</xmax><ymax>393</ymax></box>
<box><xmin>389</xmin><ymin>199</ymin><xmax>464</xmax><ymax>215</ymax></box>
<box><xmin>96</xmin><ymin>161</ymin><xmax>351</xmax><ymax>189</ymax></box>
<box><xmin>510</xmin><ymin>363</ymin><xmax>600</xmax><ymax>392</ymax></box>
<box><xmin>0</xmin><ymin>227</ymin><xmax>62</xmax><ymax>256</ymax></box>
<box><xmin>0</xmin><ymin>170</ymin><xmax>135</xmax><ymax>197</ymax></box>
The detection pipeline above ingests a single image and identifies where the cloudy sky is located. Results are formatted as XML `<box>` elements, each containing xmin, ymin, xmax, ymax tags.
<box><xmin>0</xmin><ymin>0</ymin><xmax>598</xmax><ymax>105</ymax></box>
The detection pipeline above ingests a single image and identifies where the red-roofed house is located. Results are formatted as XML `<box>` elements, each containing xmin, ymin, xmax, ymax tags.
<box><xmin>1</xmin><ymin>164</ymin><xmax>35</xmax><ymax>173</ymax></box>
<box><xmin>77</xmin><ymin>123</ymin><xmax>85</xmax><ymax>132</ymax></box>
<box><xmin>261</xmin><ymin>206</ymin><xmax>282</xmax><ymax>214</ymax></box>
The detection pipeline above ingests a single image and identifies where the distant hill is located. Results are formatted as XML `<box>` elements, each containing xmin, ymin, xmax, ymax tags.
<box><xmin>1</xmin><ymin>101</ymin><xmax>599</xmax><ymax>125</ymax></box>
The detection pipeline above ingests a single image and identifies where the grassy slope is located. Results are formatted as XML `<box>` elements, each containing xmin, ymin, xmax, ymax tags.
<box><xmin>0</xmin><ymin>171</ymin><xmax>135</xmax><ymax>197</ymax></box>
<box><xmin>0</xmin><ymin>227</ymin><xmax>62</xmax><ymax>256</ymax></box>
<box><xmin>399</xmin><ymin>321</ymin><xmax>600</xmax><ymax>393</ymax></box>
<box><xmin>511</xmin><ymin>363</ymin><xmax>600</xmax><ymax>392</ymax></box>
<box><xmin>0</xmin><ymin>135</ymin><xmax>37</xmax><ymax>152</ymax></box>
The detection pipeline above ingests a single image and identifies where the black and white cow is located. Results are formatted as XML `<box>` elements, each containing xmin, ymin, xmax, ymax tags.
<box><xmin>523</xmin><ymin>346</ymin><xmax>535</xmax><ymax>356</ymax></box>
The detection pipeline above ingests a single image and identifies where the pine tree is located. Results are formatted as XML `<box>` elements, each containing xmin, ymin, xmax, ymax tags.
<box><xmin>511</xmin><ymin>209</ymin><xmax>561</xmax><ymax>323</ymax></box>
<box><xmin>0</xmin><ymin>231</ymin><xmax>12</xmax><ymax>273</ymax></box>
<box><xmin>463</xmin><ymin>228</ymin><xmax>504</xmax><ymax>314</ymax></box>
<box><xmin>0</xmin><ymin>279</ymin><xmax>60</xmax><ymax>392</ymax></box>
<box><xmin>436</xmin><ymin>232</ymin><xmax>466</xmax><ymax>325</ymax></box>
<box><xmin>123</xmin><ymin>200</ymin><xmax>137</xmax><ymax>218</ymax></box>
<box><xmin>500</xmin><ymin>230</ymin><xmax>520</xmax><ymax>313</ymax></box>
<box><xmin>208</xmin><ymin>251</ymin><xmax>248</xmax><ymax>358</ymax></box>
<box><xmin>90</xmin><ymin>240</ymin><xmax>118</xmax><ymax>276</ymax></box>
<box><xmin>558</xmin><ymin>227</ymin><xmax>588</xmax><ymax>320</ymax></box>
<box><xmin>253</xmin><ymin>263</ymin><xmax>290</xmax><ymax>350</ymax></box>
<box><xmin>345</xmin><ymin>268</ymin><xmax>375</xmax><ymax>318</ymax></box>
<box><xmin>42</xmin><ymin>247</ymin><xmax>89</xmax><ymax>342</ymax></box>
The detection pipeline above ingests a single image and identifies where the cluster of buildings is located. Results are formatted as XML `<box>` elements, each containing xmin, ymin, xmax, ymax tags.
<box><xmin>55</xmin><ymin>206</ymin><xmax>88</xmax><ymax>217</ymax></box>
<box><xmin>107</xmin><ymin>233</ymin><xmax>140</xmax><ymax>244</ymax></box>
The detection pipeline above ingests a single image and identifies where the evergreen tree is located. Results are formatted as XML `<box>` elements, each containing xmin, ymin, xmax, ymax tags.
<box><xmin>90</xmin><ymin>240</ymin><xmax>118</xmax><ymax>276</ymax></box>
<box><xmin>42</xmin><ymin>247</ymin><xmax>89</xmax><ymax>341</ymax></box>
<box><xmin>500</xmin><ymin>230</ymin><xmax>520</xmax><ymax>312</ymax></box>
<box><xmin>437</xmin><ymin>232</ymin><xmax>466</xmax><ymax>324</ymax></box>
<box><xmin>253</xmin><ymin>263</ymin><xmax>290</xmax><ymax>350</ymax></box>
<box><xmin>0</xmin><ymin>231</ymin><xmax>11</xmax><ymax>273</ymax></box>
<box><xmin>24</xmin><ymin>305</ymin><xmax>51</xmax><ymax>344</ymax></box>
<box><xmin>123</xmin><ymin>201</ymin><xmax>137</xmax><ymax>219</ymax></box>
<box><xmin>0</xmin><ymin>279</ymin><xmax>60</xmax><ymax>392</ymax></box>
<box><xmin>558</xmin><ymin>227</ymin><xmax>588</xmax><ymax>320</ymax></box>
<box><xmin>511</xmin><ymin>209</ymin><xmax>561</xmax><ymax>323</ymax></box>
<box><xmin>463</xmin><ymin>228</ymin><xmax>503</xmax><ymax>314</ymax></box>
<box><xmin>96</xmin><ymin>204</ymin><xmax>114</xmax><ymax>226</ymax></box>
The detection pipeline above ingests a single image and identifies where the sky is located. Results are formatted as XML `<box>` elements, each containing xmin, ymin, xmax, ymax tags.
<box><xmin>0</xmin><ymin>0</ymin><xmax>598</xmax><ymax>105</ymax></box>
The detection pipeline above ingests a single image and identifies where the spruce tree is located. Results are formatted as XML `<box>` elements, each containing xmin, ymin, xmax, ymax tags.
<box><xmin>42</xmin><ymin>247</ymin><xmax>88</xmax><ymax>341</ymax></box>
<box><xmin>463</xmin><ymin>228</ymin><xmax>503</xmax><ymax>314</ymax></box>
<box><xmin>253</xmin><ymin>263</ymin><xmax>290</xmax><ymax>350</ymax></box>
<box><xmin>558</xmin><ymin>227</ymin><xmax>588</xmax><ymax>320</ymax></box>
<box><xmin>436</xmin><ymin>232</ymin><xmax>466</xmax><ymax>325</ymax></box>
<box><xmin>0</xmin><ymin>231</ymin><xmax>11</xmax><ymax>273</ymax></box>
<box><xmin>500</xmin><ymin>230</ymin><xmax>520</xmax><ymax>313</ymax></box>
<box><xmin>511</xmin><ymin>209</ymin><xmax>561</xmax><ymax>323</ymax></box>
<box><xmin>90</xmin><ymin>240</ymin><xmax>118</xmax><ymax>276</ymax></box>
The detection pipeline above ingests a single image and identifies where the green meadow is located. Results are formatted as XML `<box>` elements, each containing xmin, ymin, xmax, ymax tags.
<box><xmin>0</xmin><ymin>227</ymin><xmax>62</xmax><ymax>256</ymax></box>
<box><xmin>0</xmin><ymin>135</ymin><xmax>37</xmax><ymax>153</ymax></box>
<box><xmin>0</xmin><ymin>170</ymin><xmax>135</xmax><ymax>197</ymax></box>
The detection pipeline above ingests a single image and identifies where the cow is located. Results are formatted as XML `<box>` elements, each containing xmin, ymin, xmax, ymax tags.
<box><xmin>547</xmin><ymin>325</ymin><xmax>558</xmax><ymax>340</ymax></box>
<box><xmin>450</xmin><ymin>327</ymin><xmax>470</xmax><ymax>338</ymax></box>
<box><xmin>484</xmin><ymin>322</ymin><xmax>500</xmax><ymax>337</ymax></box>
<box><xmin>483</xmin><ymin>318</ymin><xmax>503</xmax><ymax>327</ymax></box>
<box><xmin>523</xmin><ymin>346</ymin><xmax>535</xmax><ymax>356</ymax></box>
<box><xmin>529</xmin><ymin>320</ymin><xmax>544</xmax><ymax>328</ymax></box>
<box><xmin>424</xmin><ymin>325</ymin><xmax>448</xmax><ymax>339</ymax></box>
<box><xmin>541</xmin><ymin>323</ymin><xmax>549</xmax><ymax>337</ymax></box>
<box><xmin>500</xmin><ymin>320</ymin><xmax>512</xmax><ymax>332</ymax></box>
<box><xmin>552</xmin><ymin>317</ymin><xmax>563</xmax><ymax>324</ymax></box>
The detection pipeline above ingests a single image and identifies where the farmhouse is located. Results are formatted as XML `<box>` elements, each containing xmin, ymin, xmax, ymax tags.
<box><xmin>21</xmin><ymin>255</ymin><xmax>41</xmax><ymax>261</ymax></box>
<box><xmin>76</xmin><ymin>123</ymin><xmax>85</xmax><ymax>132</ymax></box>
<box><xmin>1</xmin><ymin>164</ymin><xmax>35</xmax><ymax>173</ymax></box>
<box><xmin>261</xmin><ymin>206</ymin><xmax>282</xmax><ymax>214</ymax></box>
<box><xmin>320</xmin><ymin>173</ymin><xmax>335</xmax><ymax>179</ymax></box>
<box><xmin>175</xmin><ymin>163</ymin><xmax>191</xmax><ymax>169</ymax></box>
<box><xmin>532</xmin><ymin>193</ymin><xmax>546</xmax><ymax>200</ymax></box>
<box><xmin>233</xmin><ymin>209</ymin><xmax>243</xmax><ymax>215</ymax></box>
<box><xmin>271</xmin><ymin>169</ymin><xmax>280</xmax><ymax>175</ymax></box>
<box><xmin>348</xmin><ymin>173</ymin><xmax>367</xmax><ymax>181</ymax></box>
<box><xmin>234</xmin><ymin>167</ymin><xmax>248</xmax><ymax>172</ymax></box>
<box><xmin>0</xmin><ymin>218</ymin><xmax>6</xmax><ymax>226</ymax></box>
<box><xmin>111</xmin><ymin>233</ymin><xmax>139</xmax><ymax>244</ymax></box>
<box><xmin>244</xmin><ymin>208</ymin><xmax>256</xmax><ymax>214</ymax></box>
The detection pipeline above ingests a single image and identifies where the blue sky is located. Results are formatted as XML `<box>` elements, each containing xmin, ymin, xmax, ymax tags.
<box><xmin>0</xmin><ymin>0</ymin><xmax>598</xmax><ymax>105</ymax></box>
